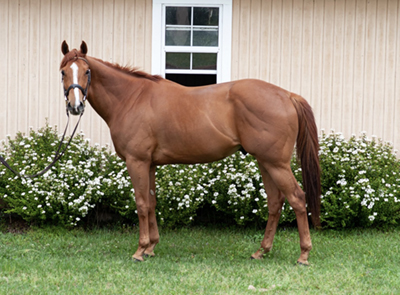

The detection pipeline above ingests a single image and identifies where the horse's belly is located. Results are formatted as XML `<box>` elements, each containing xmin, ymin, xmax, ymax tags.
<box><xmin>152</xmin><ymin>132</ymin><xmax>240</xmax><ymax>165</ymax></box>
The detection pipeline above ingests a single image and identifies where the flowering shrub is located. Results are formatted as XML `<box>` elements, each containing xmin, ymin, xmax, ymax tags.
<box><xmin>1</xmin><ymin>124</ymin><xmax>399</xmax><ymax>228</ymax></box>
<box><xmin>0</xmin><ymin>124</ymin><xmax>136</xmax><ymax>227</ymax></box>
<box><xmin>315</xmin><ymin>130</ymin><xmax>400</xmax><ymax>228</ymax></box>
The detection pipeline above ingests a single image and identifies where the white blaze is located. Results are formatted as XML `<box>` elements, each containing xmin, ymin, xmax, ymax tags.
<box><xmin>70</xmin><ymin>62</ymin><xmax>80</xmax><ymax>107</ymax></box>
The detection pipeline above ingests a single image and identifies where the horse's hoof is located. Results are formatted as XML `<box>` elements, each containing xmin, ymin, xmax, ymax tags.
<box><xmin>132</xmin><ymin>255</ymin><xmax>144</xmax><ymax>262</ymax></box>
<box><xmin>296</xmin><ymin>261</ymin><xmax>309</xmax><ymax>266</ymax></box>
<box><xmin>143</xmin><ymin>252</ymin><xmax>155</xmax><ymax>258</ymax></box>
<box><xmin>250</xmin><ymin>256</ymin><xmax>255</xmax><ymax>260</ymax></box>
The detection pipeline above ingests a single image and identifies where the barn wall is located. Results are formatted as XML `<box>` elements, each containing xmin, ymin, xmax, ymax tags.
<box><xmin>232</xmin><ymin>0</ymin><xmax>400</xmax><ymax>152</ymax></box>
<box><xmin>0</xmin><ymin>0</ymin><xmax>153</xmax><ymax>148</ymax></box>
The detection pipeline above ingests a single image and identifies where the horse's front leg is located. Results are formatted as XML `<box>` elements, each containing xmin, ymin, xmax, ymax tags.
<box><xmin>144</xmin><ymin>165</ymin><xmax>159</xmax><ymax>258</ymax></box>
<box><xmin>126</xmin><ymin>158</ymin><xmax>152</xmax><ymax>262</ymax></box>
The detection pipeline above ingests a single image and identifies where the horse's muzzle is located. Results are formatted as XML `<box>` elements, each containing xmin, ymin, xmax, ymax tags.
<box><xmin>67</xmin><ymin>102</ymin><xmax>85</xmax><ymax>115</ymax></box>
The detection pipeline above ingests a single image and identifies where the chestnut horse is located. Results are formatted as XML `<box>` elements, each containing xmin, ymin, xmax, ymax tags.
<box><xmin>60</xmin><ymin>41</ymin><xmax>320</xmax><ymax>265</ymax></box>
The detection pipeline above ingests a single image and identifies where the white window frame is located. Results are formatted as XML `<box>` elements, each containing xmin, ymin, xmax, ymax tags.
<box><xmin>152</xmin><ymin>0</ymin><xmax>232</xmax><ymax>83</ymax></box>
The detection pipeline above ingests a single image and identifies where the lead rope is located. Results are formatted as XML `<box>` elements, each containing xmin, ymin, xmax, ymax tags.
<box><xmin>0</xmin><ymin>110</ymin><xmax>83</xmax><ymax>179</ymax></box>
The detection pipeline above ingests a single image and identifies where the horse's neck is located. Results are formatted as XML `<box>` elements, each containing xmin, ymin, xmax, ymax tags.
<box><xmin>86</xmin><ymin>57</ymin><xmax>143</xmax><ymax>124</ymax></box>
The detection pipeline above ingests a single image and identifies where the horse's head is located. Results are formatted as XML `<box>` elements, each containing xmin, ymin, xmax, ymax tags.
<box><xmin>60</xmin><ymin>41</ymin><xmax>91</xmax><ymax>116</ymax></box>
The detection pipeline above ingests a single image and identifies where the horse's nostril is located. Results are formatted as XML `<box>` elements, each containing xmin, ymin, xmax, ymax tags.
<box><xmin>67</xmin><ymin>102</ymin><xmax>85</xmax><ymax>115</ymax></box>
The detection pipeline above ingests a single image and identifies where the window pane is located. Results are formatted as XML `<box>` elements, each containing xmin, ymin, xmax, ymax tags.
<box><xmin>193</xmin><ymin>29</ymin><xmax>218</xmax><ymax>46</ymax></box>
<box><xmin>192</xmin><ymin>53</ymin><xmax>217</xmax><ymax>70</ymax></box>
<box><xmin>193</xmin><ymin>7</ymin><xmax>219</xmax><ymax>26</ymax></box>
<box><xmin>165</xmin><ymin>29</ymin><xmax>191</xmax><ymax>46</ymax></box>
<box><xmin>166</xmin><ymin>74</ymin><xmax>216</xmax><ymax>87</ymax></box>
<box><xmin>166</xmin><ymin>53</ymin><xmax>190</xmax><ymax>69</ymax></box>
<box><xmin>166</xmin><ymin>7</ymin><xmax>191</xmax><ymax>25</ymax></box>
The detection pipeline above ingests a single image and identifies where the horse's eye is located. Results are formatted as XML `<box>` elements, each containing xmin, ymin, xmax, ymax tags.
<box><xmin>85</xmin><ymin>69</ymin><xmax>90</xmax><ymax>75</ymax></box>
<box><xmin>61</xmin><ymin>70</ymin><xmax>65</xmax><ymax>76</ymax></box>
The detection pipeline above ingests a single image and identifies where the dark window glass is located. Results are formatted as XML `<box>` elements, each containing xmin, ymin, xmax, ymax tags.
<box><xmin>193</xmin><ymin>7</ymin><xmax>219</xmax><ymax>26</ymax></box>
<box><xmin>193</xmin><ymin>29</ymin><xmax>218</xmax><ymax>46</ymax></box>
<box><xmin>166</xmin><ymin>7</ymin><xmax>191</xmax><ymax>25</ymax></box>
<box><xmin>166</xmin><ymin>74</ymin><xmax>216</xmax><ymax>87</ymax></box>
<box><xmin>166</xmin><ymin>53</ymin><xmax>191</xmax><ymax>69</ymax></box>
<box><xmin>165</xmin><ymin>29</ymin><xmax>191</xmax><ymax>46</ymax></box>
<box><xmin>192</xmin><ymin>53</ymin><xmax>217</xmax><ymax>70</ymax></box>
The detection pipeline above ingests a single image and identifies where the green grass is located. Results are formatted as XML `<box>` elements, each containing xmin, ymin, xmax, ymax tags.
<box><xmin>1</xmin><ymin>226</ymin><xmax>400</xmax><ymax>294</ymax></box>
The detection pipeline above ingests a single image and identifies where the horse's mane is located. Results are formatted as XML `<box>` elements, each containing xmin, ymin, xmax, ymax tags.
<box><xmin>60</xmin><ymin>49</ymin><xmax>163</xmax><ymax>82</ymax></box>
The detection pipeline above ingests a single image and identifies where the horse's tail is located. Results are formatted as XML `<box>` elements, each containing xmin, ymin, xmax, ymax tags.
<box><xmin>289</xmin><ymin>94</ymin><xmax>321</xmax><ymax>228</ymax></box>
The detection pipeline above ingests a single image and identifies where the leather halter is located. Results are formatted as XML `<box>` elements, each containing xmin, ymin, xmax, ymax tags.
<box><xmin>63</xmin><ymin>57</ymin><xmax>91</xmax><ymax>104</ymax></box>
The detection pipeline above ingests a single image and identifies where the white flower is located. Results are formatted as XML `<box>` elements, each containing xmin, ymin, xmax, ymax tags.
<box><xmin>212</xmin><ymin>200</ymin><xmax>217</xmax><ymax>204</ymax></box>
<box><xmin>240</xmin><ymin>216</ymin><xmax>244</xmax><ymax>220</ymax></box>
<box><xmin>37</xmin><ymin>205</ymin><xmax>42</xmax><ymax>208</ymax></box>
<box><xmin>252</xmin><ymin>209</ymin><xmax>257</xmax><ymax>213</ymax></box>
<box><xmin>22</xmin><ymin>207</ymin><xmax>27</xmax><ymax>210</ymax></box>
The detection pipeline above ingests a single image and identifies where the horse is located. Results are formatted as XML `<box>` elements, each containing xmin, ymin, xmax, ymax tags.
<box><xmin>60</xmin><ymin>41</ymin><xmax>321</xmax><ymax>265</ymax></box>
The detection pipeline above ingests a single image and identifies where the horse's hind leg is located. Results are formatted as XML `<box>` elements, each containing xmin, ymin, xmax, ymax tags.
<box><xmin>257</xmin><ymin>163</ymin><xmax>312</xmax><ymax>265</ymax></box>
<box><xmin>251</xmin><ymin>164</ymin><xmax>285</xmax><ymax>259</ymax></box>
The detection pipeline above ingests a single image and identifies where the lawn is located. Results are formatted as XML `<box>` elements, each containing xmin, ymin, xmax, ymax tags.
<box><xmin>1</xmin><ymin>226</ymin><xmax>399</xmax><ymax>294</ymax></box>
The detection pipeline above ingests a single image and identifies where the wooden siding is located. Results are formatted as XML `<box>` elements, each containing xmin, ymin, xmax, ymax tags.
<box><xmin>0</xmin><ymin>0</ymin><xmax>153</xmax><ymax>148</ymax></box>
<box><xmin>1</xmin><ymin>0</ymin><xmax>400</xmax><ymax>154</ymax></box>
<box><xmin>232</xmin><ymin>0</ymin><xmax>400</xmax><ymax>152</ymax></box>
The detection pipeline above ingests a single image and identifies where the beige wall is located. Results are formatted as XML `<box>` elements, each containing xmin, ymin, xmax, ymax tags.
<box><xmin>0</xmin><ymin>0</ymin><xmax>153</xmax><ymax>148</ymax></box>
<box><xmin>1</xmin><ymin>0</ymin><xmax>400</xmax><ymax>153</ymax></box>
<box><xmin>232</xmin><ymin>0</ymin><xmax>400</xmax><ymax>152</ymax></box>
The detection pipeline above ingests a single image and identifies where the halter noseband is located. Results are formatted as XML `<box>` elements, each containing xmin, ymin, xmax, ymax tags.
<box><xmin>63</xmin><ymin>57</ymin><xmax>91</xmax><ymax>104</ymax></box>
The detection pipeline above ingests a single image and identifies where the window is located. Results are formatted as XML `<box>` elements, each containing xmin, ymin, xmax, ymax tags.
<box><xmin>152</xmin><ymin>0</ymin><xmax>232</xmax><ymax>86</ymax></box>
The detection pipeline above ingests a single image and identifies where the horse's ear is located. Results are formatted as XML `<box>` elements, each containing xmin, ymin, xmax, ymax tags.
<box><xmin>61</xmin><ymin>41</ymin><xmax>69</xmax><ymax>55</ymax></box>
<box><xmin>80</xmin><ymin>41</ymin><xmax>88</xmax><ymax>55</ymax></box>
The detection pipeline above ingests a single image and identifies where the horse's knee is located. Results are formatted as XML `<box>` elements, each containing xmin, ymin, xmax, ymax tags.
<box><xmin>135</xmin><ymin>197</ymin><xmax>149</xmax><ymax>216</ymax></box>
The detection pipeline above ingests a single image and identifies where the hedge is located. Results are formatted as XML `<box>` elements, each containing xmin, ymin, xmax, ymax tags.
<box><xmin>1</xmin><ymin>124</ymin><xmax>399</xmax><ymax>228</ymax></box>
